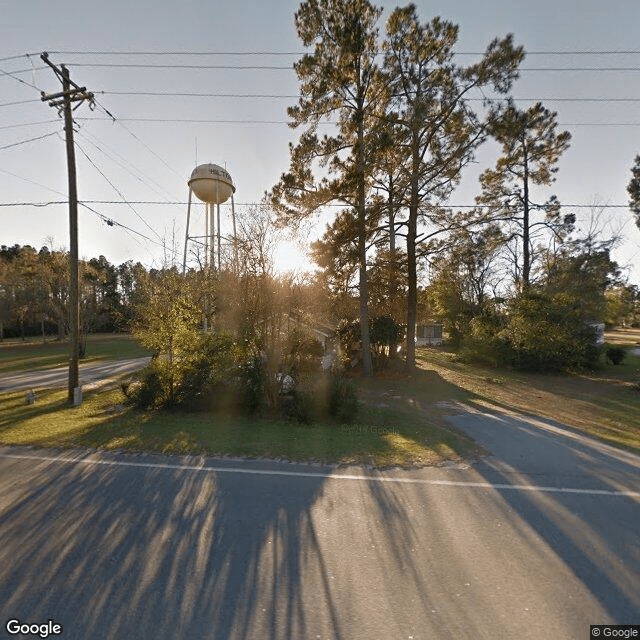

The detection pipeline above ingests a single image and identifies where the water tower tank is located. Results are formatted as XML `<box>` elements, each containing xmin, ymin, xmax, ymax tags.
<box><xmin>188</xmin><ymin>163</ymin><xmax>235</xmax><ymax>204</ymax></box>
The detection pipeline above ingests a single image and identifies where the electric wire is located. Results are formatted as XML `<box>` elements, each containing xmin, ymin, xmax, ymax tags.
<box><xmin>0</xmin><ymin>65</ymin><xmax>42</xmax><ymax>90</ymax></box>
<box><xmin>0</xmin><ymin>200</ymin><xmax>630</xmax><ymax>209</ymax></box>
<box><xmin>63</xmin><ymin>116</ymin><xmax>640</xmax><ymax>127</ymax></box>
<box><xmin>75</xmin><ymin>128</ymin><xmax>180</xmax><ymax>203</ymax></box>
<box><xmin>0</xmin><ymin>131</ymin><xmax>58</xmax><ymax>151</ymax></box>
<box><xmin>96</xmin><ymin>91</ymin><xmax>640</xmax><ymax>103</ymax></box>
<box><xmin>0</xmin><ymin>120</ymin><xmax>60</xmax><ymax>130</ymax></box>
<box><xmin>8</xmin><ymin>63</ymin><xmax>640</xmax><ymax>74</ymax></box>
<box><xmin>0</xmin><ymin>98</ymin><xmax>41</xmax><ymax>108</ymax></box>
<box><xmin>89</xmin><ymin>95</ymin><xmax>183</xmax><ymax>178</ymax></box>
<box><xmin>72</xmin><ymin>136</ymin><xmax>165</xmax><ymax>242</ymax></box>
<box><xmin>0</xmin><ymin>167</ymin><xmax>167</xmax><ymax>250</ymax></box>
<box><xmin>39</xmin><ymin>63</ymin><xmax>640</xmax><ymax>72</ymax></box>
<box><xmin>25</xmin><ymin>48</ymin><xmax>640</xmax><ymax>56</ymax></box>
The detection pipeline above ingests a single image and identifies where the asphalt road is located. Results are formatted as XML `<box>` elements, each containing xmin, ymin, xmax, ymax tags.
<box><xmin>0</xmin><ymin>357</ymin><xmax>151</xmax><ymax>393</ymax></box>
<box><xmin>0</xmin><ymin>401</ymin><xmax>638</xmax><ymax>640</ymax></box>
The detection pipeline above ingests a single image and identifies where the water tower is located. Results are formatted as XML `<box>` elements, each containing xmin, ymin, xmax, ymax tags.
<box><xmin>183</xmin><ymin>163</ymin><xmax>237</xmax><ymax>272</ymax></box>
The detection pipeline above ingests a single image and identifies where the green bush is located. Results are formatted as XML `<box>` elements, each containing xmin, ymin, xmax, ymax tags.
<box><xmin>123</xmin><ymin>332</ymin><xmax>240</xmax><ymax>411</ymax></box>
<box><xmin>122</xmin><ymin>360</ymin><xmax>170</xmax><ymax>409</ymax></box>
<box><xmin>172</xmin><ymin>333</ymin><xmax>239</xmax><ymax>410</ymax></box>
<box><xmin>329</xmin><ymin>373</ymin><xmax>359</xmax><ymax>423</ymax></box>
<box><xmin>279</xmin><ymin>387</ymin><xmax>314</xmax><ymax>424</ymax></box>
<box><xmin>239</xmin><ymin>355</ymin><xmax>266</xmax><ymax>415</ymax></box>
<box><xmin>606</xmin><ymin>346</ymin><xmax>626</xmax><ymax>365</ymax></box>
<box><xmin>505</xmin><ymin>293</ymin><xmax>601</xmax><ymax>372</ymax></box>
<box><xmin>463</xmin><ymin>293</ymin><xmax>602</xmax><ymax>372</ymax></box>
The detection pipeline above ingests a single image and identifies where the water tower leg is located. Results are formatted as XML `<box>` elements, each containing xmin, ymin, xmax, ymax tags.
<box><xmin>204</xmin><ymin>202</ymin><xmax>209</xmax><ymax>269</ymax></box>
<box><xmin>232</xmin><ymin>195</ymin><xmax>238</xmax><ymax>273</ymax></box>
<box><xmin>217</xmin><ymin>203</ymin><xmax>222</xmax><ymax>272</ymax></box>
<box><xmin>231</xmin><ymin>193</ymin><xmax>238</xmax><ymax>274</ymax></box>
<box><xmin>209</xmin><ymin>204</ymin><xmax>216</xmax><ymax>269</ymax></box>
<box><xmin>183</xmin><ymin>188</ymin><xmax>193</xmax><ymax>274</ymax></box>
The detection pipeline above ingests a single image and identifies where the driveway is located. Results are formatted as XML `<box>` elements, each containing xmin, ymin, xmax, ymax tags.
<box><xmin>0</xmin><ymin>357</ymin><xmax>151</xmax><ymax>393</ymax></box>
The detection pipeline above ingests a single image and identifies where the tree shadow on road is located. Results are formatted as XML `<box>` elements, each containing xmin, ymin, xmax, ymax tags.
<box><xmin>444</xmin><ymin>404</ymin><xmax>640</xmax><ymax>625</ymax></box>
<box><xmin>0</xmin><ymin>452</ymin><xmax>344</xmax><ymax>640</ymax></box>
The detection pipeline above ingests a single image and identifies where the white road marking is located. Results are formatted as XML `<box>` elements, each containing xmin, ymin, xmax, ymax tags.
<box><xmin>0</xmin><ymin>450</ymin><xmax>638</xmax><ymax>498</ymax></box>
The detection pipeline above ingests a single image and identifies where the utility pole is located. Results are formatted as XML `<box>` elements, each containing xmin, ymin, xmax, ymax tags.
<box><xmin>40</xmin><ymin>52</ymin><xmax>94</xmax><ymax>405</ymax></box>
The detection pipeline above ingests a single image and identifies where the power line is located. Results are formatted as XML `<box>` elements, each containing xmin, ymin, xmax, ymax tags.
<box><xmin>63</xmin><ymin>63</ymin><xmax>294</xmax><ymax>70</ymax></box>
<box><xmin>73</xmin><ymin>137</ymin><xmax>164</xmax><ymax>242</ymax></box>
<box><xmin>0</xmin><ymin>200</ymin><xmax>630</xmax><ymax>209</ymax></box>
<box><xmin>69</xmin><ymin>116</ymin><xmax>640</xmax><ymax>127</ymax></box>
<box><xmin>37</xmin><ymin>50</ymin><xmax>303</xmax><ymax>56</ymax></box>
<box><xmin>97</xmin><ymin>90</ymin><xmax>640</xmax><ymax>103</ymax></box>
<box><xmin>26</xmin><ymin>48</ymin><xmax>640</xmax><ymax>56</ymax></box>
<box><xmin>0</xmin><ymin>65</ymin><xmax>42</xmax><ymax>90</ymax></box>
<box><xmin>0</xmin><ymin>168</ymin><xmax>169</xmax><ymax>249</ymax></box>
<box><xmin>0</xmin><ymin>131</ymin><xmax>58</xmax><ymax>151</ymax></box>
<box><xmin>4</xmin><ymin>115</ymin><xmax>640</xmax><ymax>129</ymax></box>
<box><xmin>0</xmin><ymin>98</ymin><xmax>40</xmax><ymax>107</ymax></box>
<box><xmin>0</xmin><ymin>119</ymin><xmax>59</xmax><ymax>130</ymax></box>
<box><xmin>523</xmin><ymin>67</ymin><xmax>640</xmax><ymax>72</ymax></box>
<box><xmin>101</xmin><ymin>91</ymin><xmax>300</xmax><ymax>98</ymax></box>
<box><xmin>9</xmin><ymin>63</ymin><xmax>640</xmax><ymax>73</ymax></box>
<box><xmin>78</xmin><ymin>116</ymin><xmax>298</xmax><ymax>124</ymax></box>
<box><xmin>44</xmin><ymin>63</ymin><xmax>640</xmax><ymax>72</ymax></box>
<box><xmin>75</xmin><ymin>129</ymin><xmax>179</xmax><ymax>202</ymax></box>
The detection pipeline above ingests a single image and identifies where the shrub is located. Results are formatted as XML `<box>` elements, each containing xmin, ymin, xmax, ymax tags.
<box><xmin>463</xmin><ymin>293</ymin><xmax>602</xmax><ymax>372</ymax></box>
<box><xmin>370</xmin><ymin>315</ymin><xmax>404</xmax><ymax>356</ymax></box>
<box><xmin>239</xmin><ymin>355</ymin><xmax>266</xmax><ymax>415</ymax></box>
<box><xmin>171</xmin><ymin>333</ymin><xmax>239</xmax><ymax>410</ymax></box>
<box><xmin>329</xmin><ymin>373</ymin><xmax>359</xmax><ymax>423</ymax></box>
<box><xmin>123</xmin><ymin>332</ymin><xmax>239</xmax><ymax>411</ymax></box>
<box><xmin>505</xmin><ymin>293</ymin><xmax>601</xmax><ymax>372</ymax></box>
<box><xmin>606</xmin><ymin>346</ymin><xmax>626</xmax><ymax>365</ymax></box>
<box><xmin>123</xmin><ymin>361</ymin><xmax>170</xmax><ymax>409</ymax></box>
<box><xmin>279</xmin><ymin>387</ymin><xmax>314</xmax><ymax>424</ymax></box>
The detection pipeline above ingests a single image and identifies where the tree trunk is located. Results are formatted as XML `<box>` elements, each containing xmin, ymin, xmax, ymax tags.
<box><xmin>406</xmin><ymin>212</ymin><xmax>417</xmax><ymax>372</ymax></box>
<box><xmin>356</xmin><ymin>92</ymin><xmax>372</xmax><ymax>377</ymax></box>
<box><xmin>405</xmin><ymin>143</ymin><xmax>420</xmax><ymax>373</ymax></box>
<box><xmin>521</xmin><ymin>135</ymin><xmax>531</xmax><ymax>291</ymax></box>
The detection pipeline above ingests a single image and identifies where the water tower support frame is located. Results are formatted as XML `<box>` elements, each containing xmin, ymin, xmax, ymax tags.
<box><xmin>182</xmin><ymin>187</ymin><xmax>193</xmax><ymax>273</ymax></box>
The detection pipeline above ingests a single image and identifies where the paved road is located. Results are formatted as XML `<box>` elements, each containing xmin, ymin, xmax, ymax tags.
<box><xmin>0</xmin><ymin>400</ymin><xmax>638</xmax><ymax>640</ymax></box>
<box><xmin>0</xmin><ymin>357</ymin><xmax>151</xmax><ymax>393</ymax></box>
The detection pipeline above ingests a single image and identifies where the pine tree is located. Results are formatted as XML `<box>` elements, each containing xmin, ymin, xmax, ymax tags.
<box><xmin>477</xmin><ymin>101</ymin><xmax>572</xmax><ymax>291</ymax></box>
<box><xmin>627</xmin><ymin>154</ymin><xmax>640</xmax><ymax>229</ymax></box>
<box><xmin>269</xmin><ymin>0</ymin><xmax>384</xmax><ymax>376</ymax></box>
<box><xmin>382</xmin><ymin>5</ymin><xmax>523</xmax><ymax>370</ymax></box>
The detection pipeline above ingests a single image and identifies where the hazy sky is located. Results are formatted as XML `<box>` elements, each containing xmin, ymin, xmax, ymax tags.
<box><xmin>2</xmin><ymin>0</ymin><xmax>640</xmax><ymax>284</ymax></box>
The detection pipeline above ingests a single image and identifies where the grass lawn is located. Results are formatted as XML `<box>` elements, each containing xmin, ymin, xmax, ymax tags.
<box><xmin>414</xmin><ymin>327</ymin><xmax>640</xmax><ymax>454</ymax></box>
<box><xmin>1</xmin><ymin>328</ymin><xmax>638</xmax><ymax>465</ymax></box>
<box><xmin>0</xmin><ymin>379</ymin><xmax>479</xmax><ymax>467</ymax></box>
<box><xmin>0</xmin><ymin>333</ymin><xmax>152</xmax><ymax>375</ymax></box>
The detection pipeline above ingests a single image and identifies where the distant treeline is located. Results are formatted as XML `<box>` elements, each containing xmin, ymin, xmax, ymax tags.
<box><xmin>0</xmin><ymin>243</ymin><xmax>148</xmax><ymax>340</ymax></box>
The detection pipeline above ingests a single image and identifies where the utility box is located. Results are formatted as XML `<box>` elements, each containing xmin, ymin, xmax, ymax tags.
<box><xmin>416</xmin><ymin>324</ymin><xmax>443</xmax><ymax>346</ymax></box>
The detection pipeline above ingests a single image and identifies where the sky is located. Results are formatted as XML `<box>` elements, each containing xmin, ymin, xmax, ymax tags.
<box><xmin>2</xmin><ymin>0</ymin><xmax>640</xmax><ymax>285</ymax></box>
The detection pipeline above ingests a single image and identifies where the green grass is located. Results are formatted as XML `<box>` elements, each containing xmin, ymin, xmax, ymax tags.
<box><xmin>0</xmin><ymin>333</ymin><xmax>152</xmax><ymax>375</ymax></box>
<box><xmin>414</xmin><ymin>327</ymin><xmax>640</xmax><ymax>453</ymax></box>
<box><xmin>0</xmin><ymin>374</ymin><xmax>479</xmax><ymax>467</ymax></box>
<box><xmin>1</xmin><ymin>328</ymin><xmax>637</xmax><ymax>465</ymax></box>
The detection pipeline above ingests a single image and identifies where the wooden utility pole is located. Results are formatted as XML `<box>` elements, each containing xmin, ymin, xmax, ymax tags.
<box><xmin>40</xmin><ymin>52</ymin><xmax>94</xmax><ymax>405</ymax></box>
